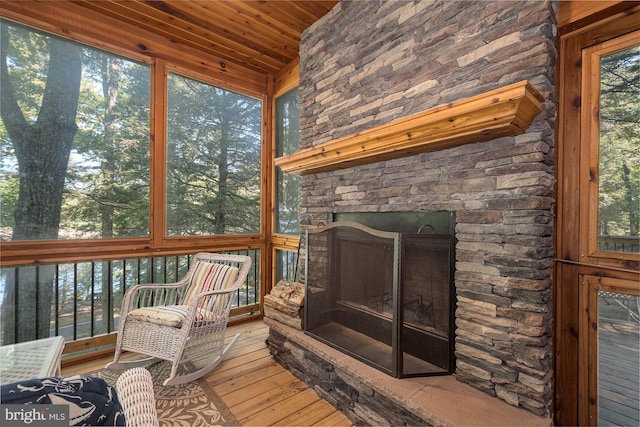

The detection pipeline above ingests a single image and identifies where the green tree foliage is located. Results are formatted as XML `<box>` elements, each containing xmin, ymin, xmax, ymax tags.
<box><xmin>598</xmin><ymin>45</ymin><xmax>640</xmax><ymax>240</ymax></box>
<box><xmin>66</xmin><ymin>50</ymin><xmax>151</xmax><ymax>239</ymax></box>
<box><xmin>166</xmin><ymin>73</ymin><xmax>262</xmax><ymax>235</ymax></box>
<box><xmin>0</xmin><ymin>20</ymin><xmax>151</xmax><ymax>241</ymax></box>
<box><xmin>275</xmin><ymin>88</ymin><xmax>300</xmax><ymax>235</ymax></box>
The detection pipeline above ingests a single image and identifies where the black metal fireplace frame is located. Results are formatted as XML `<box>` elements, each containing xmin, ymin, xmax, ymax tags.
<box><xmin>304</xmin><ymin>220</ymin><xmax>456</xmax><ymax>378</ymax></box>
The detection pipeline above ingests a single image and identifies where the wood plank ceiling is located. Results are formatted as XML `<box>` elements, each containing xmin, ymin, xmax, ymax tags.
<box><xmin>72</xmin><ymin>0</ymin><xmax>339</xmax><ymax>75</ymax></box>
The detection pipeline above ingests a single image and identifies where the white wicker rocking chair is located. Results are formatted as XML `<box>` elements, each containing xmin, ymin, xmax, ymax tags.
<box><xmin>106</xmin><ymin>253</ymin><xmax>252</xmax><ymax>386</ymax></box>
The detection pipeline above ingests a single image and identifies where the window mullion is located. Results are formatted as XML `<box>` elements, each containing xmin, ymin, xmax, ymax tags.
<box><xmin>151</xmin><ymin>58</ymin><xmax>168</xmax><ymax>246</ymax></box>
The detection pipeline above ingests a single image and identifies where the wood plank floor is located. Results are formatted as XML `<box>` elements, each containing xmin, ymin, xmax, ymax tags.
<box><xmin>598</xmin><ymin>300</ymin><xmax>640</xmax><ymax>427</ymax></box>
<box><xmin>61</xmin><ymin>320</ymin><xmax>353</xmax><ymax>427</ymax></box>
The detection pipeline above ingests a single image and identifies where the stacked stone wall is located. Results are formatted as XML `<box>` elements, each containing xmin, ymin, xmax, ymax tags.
<box><xmin>296</xmin><ymin>0</ymin><xmax>557</xmax><ymax>417</ymax></box>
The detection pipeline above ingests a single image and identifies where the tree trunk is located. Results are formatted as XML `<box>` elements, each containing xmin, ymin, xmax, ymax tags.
<box><xmin>2</xmin><ymin>36</ymin><xmax>83</xmax><ymax>240</ymax></box>
<box><xmin>1</xmin><ymin>24</ymin><xmax>83</xmax><ymax>341</ymax></box>
<box><xmin>214</xmin><ymin>94</ymin><xmax>230</xmax><ymax>235</ymax></box>
<box><xmin>99</xmin><ymin>57</ymin><xmax>123</xmax><ymax>331</ymax></box>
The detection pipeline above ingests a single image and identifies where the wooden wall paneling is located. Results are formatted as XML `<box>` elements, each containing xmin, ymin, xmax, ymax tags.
<box><xmin>240</xmin><ymin>2</ymin><xmax>315</xmax><ymax>39</ymax></box>
<box><xmin>170</xmin><ymin>1</ymin><xmax>294</xmax><ymax>66</ymax></box>
<box><xmin>274</xmin><ymin>57</ymin><xmax>300</xmax><ymax>97</ymax></box>
<box><xmin>554</xmin><ymin>264</ymin><xmax>581</xmax><ymax>425</ymax></box>
<box><xmin>270</xmin><ymin>0</ymin><xmax>336</xmax><ymax>28</ymax></box>
<box><xmin>204</xmin><ymin>1</ymin><xmax>301</xmax><ymax>60</ymax></box>
<box><xmin>66</xmin><ymin>0</ymin><xmax>339</xmax><ymax>75</ymax></box>
<box><xmin>577</xmin><ymin>274</ymin><xmax>596</xmax><ymax>425</ymax></box>
<box><xmin>555</xmin><ymin>28</ymin><xmax>584</xmax><ymax>426</ymax></box>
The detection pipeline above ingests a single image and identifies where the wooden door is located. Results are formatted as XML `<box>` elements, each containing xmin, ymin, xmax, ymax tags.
<box><xmin>555</xmin><ymin>5</ymin><xmax>640</xmax><ymax>425</ymax></box>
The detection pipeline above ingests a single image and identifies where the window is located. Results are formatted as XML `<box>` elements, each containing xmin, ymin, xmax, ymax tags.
<box><xmin>274</xmin><ymin>87</ymin><xmax>300</xmax><ymax>235</ymax></box>
<box><xmin>274</xmin><ymin>248</ymin><xmax>300</xmax><ymax>283</ymax></box>
<box><xmin>0</xmin><ymin>16</ymin><xmax>267</xmax><ymax>346</ymax></box>
<box><xmin>272</xmin><ymin>87</ymin><xmax>301</xmax><ymax>286</ymax></box>
<box><xmin>0</xmin><ymin>20</ymin><xmax>151</xmax><ymax>241</ymax></box>
<box><xmin>0</xmin><ymin>20</ymin><xmax>264</xmax><ymax>242</ymax></box>
<box><xmin>581</xmin><ymin>31</ymin><xmax>640</xmax><ymax>257</ymax></box>
<box><xmin>166</xmin><ymin>72</ymin><xmax>262</xmax><ymax>236</ymax></box>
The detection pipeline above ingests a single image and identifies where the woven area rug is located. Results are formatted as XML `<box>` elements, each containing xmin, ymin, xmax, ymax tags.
<box><xmin>89</xmin><ymin>362</ymin><xmax>238</xmax><ymax>427</ymax></box>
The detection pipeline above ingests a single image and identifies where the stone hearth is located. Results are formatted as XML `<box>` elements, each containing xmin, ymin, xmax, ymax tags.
<box><xmin>266</xmin><ymin>318</ymin><xmax>549</xmax><ymax>426</ymax></box>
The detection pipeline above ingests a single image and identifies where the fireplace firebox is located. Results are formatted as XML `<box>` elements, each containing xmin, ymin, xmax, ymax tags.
<box><xmin>304</xmin><ymin>214</ymin><xmax>455</xmax><ymax>378</ymax></box>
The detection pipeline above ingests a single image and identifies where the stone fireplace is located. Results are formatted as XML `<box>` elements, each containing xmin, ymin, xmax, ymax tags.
<box><xmin>268</xmin><ymin>0</ymin><xmax>555</xmax><ymax>424</ymax></box>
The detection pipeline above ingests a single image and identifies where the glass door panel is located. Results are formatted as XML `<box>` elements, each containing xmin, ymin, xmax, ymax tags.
<box><xmin>581</xmin><ymin>32</ymin><xmax>640</xmax><ymax>259</ymax></box>
<box><xmin>581</xmin><ymin>275</ymin><xmax>640</xmax><ymax>426</ymax></box>
<box><xmin>597</xmin><ymin>290</ymin><xmax>640</xmax><ymax>425</ymax></box>
<box><xmin>596</xmin><ymin>43</ymin><xmax>640</xmax><ymax>253</ymax></box>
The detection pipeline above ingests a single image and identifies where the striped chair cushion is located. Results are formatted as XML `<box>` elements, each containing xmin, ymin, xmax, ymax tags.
<box><xmin>183</xmin><ymin>261</ymin><xmax>239</xmax><ymax>304</ymax></box>
<box><xmin>128</xmin><ymin>305</ymin><xmax>218</xmax><ymax>328</ymax></box>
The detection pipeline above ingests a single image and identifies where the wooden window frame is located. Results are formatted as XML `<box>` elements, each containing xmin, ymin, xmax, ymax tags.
<box><xmin>268</xmin><ymin>58</ymin><xmax>302</xmax><ymax>293</ymax></box>
<box><xmin>0</xmin><ymin>4</ymin><xmax>271</xmax><ymax>268</ymax></box>
<box><xmin>579</xmin><ymin>30</ymin><xmax>640</xmax><ymax>263</ymax></box>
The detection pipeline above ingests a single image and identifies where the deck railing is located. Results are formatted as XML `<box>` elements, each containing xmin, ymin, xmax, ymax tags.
<box><xmin>0</xmin><ymin>250</ymin><xmax>260</xmax><ymax>347</ymax></box>
<box><xmin>598</xmin><ymin>235</ymin><xmax>640</xmax><ymax>253</ymax></box>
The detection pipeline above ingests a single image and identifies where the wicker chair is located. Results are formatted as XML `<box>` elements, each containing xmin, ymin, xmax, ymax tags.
<box><xmin>106</xmin><ymin>253</ymin><xmax>252</xmax><ymax>386</ymax></box>
<box><xmin>115</xmin><ymin>367</ymin><xmax>159</xmax><ymax>427</ymax></box>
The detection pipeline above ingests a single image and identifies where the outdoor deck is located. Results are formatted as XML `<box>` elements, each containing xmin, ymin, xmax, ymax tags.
<box><xmin>598</xmin><ymin>299</ymin><xmax>640</xmax><ymax>426</ymax></box>
<box><xmin>61</xmin><ymin>320</ymin><xmax>353</xmax><ymax>426</ymax></box>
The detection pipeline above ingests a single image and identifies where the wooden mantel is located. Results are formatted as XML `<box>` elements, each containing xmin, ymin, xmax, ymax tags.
<box><xmin>275</xmin><ymin>80</ymin><xmax>544</xmax><ymax>175</ymax></box>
